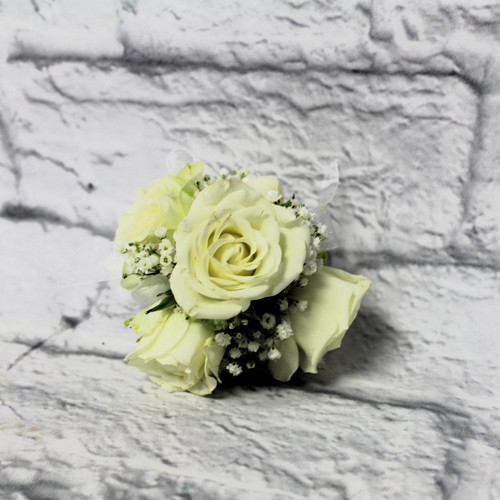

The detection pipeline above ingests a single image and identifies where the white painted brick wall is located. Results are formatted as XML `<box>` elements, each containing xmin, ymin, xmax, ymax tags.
<box><xmin>1</xmin><ymin>1</ymin><xmax>499</xmax><ymax>499</ymax></box>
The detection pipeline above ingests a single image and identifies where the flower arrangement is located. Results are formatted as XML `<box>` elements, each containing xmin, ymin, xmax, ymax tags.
<box><xmin>115</xmin><ymin>151</ymin><xmax>371</xmax><ymax>395</ymax></box>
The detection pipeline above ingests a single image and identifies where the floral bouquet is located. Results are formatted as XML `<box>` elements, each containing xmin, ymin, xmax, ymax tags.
<box><xmin>115</xmin><ymin>151</ymin><xmax>371</xmax><ymax>395</ymax></box>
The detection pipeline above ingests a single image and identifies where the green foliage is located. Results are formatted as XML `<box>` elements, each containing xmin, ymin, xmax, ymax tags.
<box><xmin>145</xmin><ymin>292</ymin><xmax>176</xmax><ymax>315</ymax></box>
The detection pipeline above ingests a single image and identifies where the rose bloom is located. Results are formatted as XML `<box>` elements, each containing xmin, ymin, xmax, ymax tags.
<box><xmin>115</xmin><ymin>159</ymin><xmax>203</xmax><ymax>246</ymax></box>
<box><xmin>269</xmin><ymin>267</ymin><xmax>371</xmax><ymax>381</ymax></box>
<box><xmin>170</xmin><ymin>177</ymin><xmax>310</xmax><ymax>319</ymax></box>
<box><xmin>125</xmin><ymin>306</ymin><xmax>224</xmax><ymax>395</ymax></box>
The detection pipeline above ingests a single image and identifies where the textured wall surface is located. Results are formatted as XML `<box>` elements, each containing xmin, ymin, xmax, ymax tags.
<box><xmin>1</xmin><ymin>1</ymin><xmax>499</xmax><ymax>499</ymax></box>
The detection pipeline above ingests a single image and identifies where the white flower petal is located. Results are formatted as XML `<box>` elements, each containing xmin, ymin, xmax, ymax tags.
<box><xmin>269</xmin><ymin>337</ymin><xmax>299</xmax><ymax>382</ymax></box>
<box><xmin>290</xmin><ymin>267</ymin><xmax>371</xmax><ymax>373</ymax></box>
<box><xmin>245</xmin><ymin>176</ymin><xmax>284</xmax><ymax>198</ymax></box>
<box><xmin>125</xmin><ymin>307</ymin><xmax>222</xmax><ymax>395</ymax></box>
<box><xmin>170</xmin><ymin>265</ymin><xmax>249</xmax><ymax>319</ymax></box>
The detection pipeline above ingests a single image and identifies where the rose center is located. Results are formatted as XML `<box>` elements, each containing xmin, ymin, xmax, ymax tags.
<box><xmin>227</xmin><ymin>241</ymin><xmax>250</xmax><ymax>264</ymax></box>
<box><xmin>212</xmin><ymin>236</ymin><xmax>254</xmax><ymax>277</ymax></box>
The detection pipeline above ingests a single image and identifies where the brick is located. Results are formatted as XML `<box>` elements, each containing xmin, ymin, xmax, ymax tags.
<box><xmin>0</xmin><ymin>219</ymin><xmax>115</xmax><ymax>345</ymax></box>
<box><xmin>12</xmin><ymin>64</ymin><xmax>477</xmax><ymax>260</ymax></box>
<box><xmin>3</xmin><ymin>351</ymin><xmax>455</xmax><ymax>499</ymax></box>
<box><xmin>452</xmin><ymin>93</ymin><xmax>500</xmax><ymax>263</ymax></box>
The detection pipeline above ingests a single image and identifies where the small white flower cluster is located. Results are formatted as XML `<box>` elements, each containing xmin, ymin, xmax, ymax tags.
<box><xmin>273</xmin><ymin>193</ymin><xmax>328</xmax><ymax>284</ymax></box>
<box><xmin>157</xmin><ymin>236</ymin><xmax>175</xmax><ymax>275</ymax></box>
<box><xmin>118</xmin><ymin>242</ymin><xmax>160</xmax><ymax>275</ymax></box>
<box><xmin>118</xmin><ymin>226</ymin><xmax>176</xmax><ymax>278</ymax></box>
<box><xmin>260</xmin><ymin>313</ymin><xmax>276</xmax><ymax>329</ymax></box>
<box><xmin>288</xmin><ymin>299</ymin><xmax>308</xmax><ymax>314</ymax></box>
<box><xmin>276</xmin><ymin>319</ymin><xmax>293</xmax><ymax>340</ymax></box>
<box><xmin>226</xmin><ymin>362</ymin><xmax>243</xmax><ymax>376</ymax></box>
<box><xmin>214</xmin><ymin>332</ymin><xmax>231</xmax><ymax>347</ymax></box>
<box><xmin>293</xmin><ymin>204</ymin><xmax>328</xmax><ymax>279</ymax></box>
<box><xmin>209</xmin><ymin>308</ymin><xmax>301</xmax><ymax>376</ymax></box>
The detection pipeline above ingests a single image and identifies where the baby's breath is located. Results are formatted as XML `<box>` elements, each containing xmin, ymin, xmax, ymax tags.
<box><xmin>226</xmin><ymin>363</ymin><xmax>243</xmax><ymax>376</ymax></box>
<box><xmin>278</xmin><ymin>298</ymin><xmax>289</xmax><ymax>311</ymax></box>
<box><xmin>297</xmin><ymin>300</ymin><xmax>308</xmax><ymax>312</ymax></box>
<box><xmin>119</xmin><ymin>234</ymin><xmax>177</xmax><ymax>279</ymax></box>
<box><xmin>268</xmin><ymin>346</ymin><xmax>282</xmax><ymax>360</ymax></box>
<box><xmin>260</xmin><ymin>313</ymin><xmax>276</xmax><ymax>329</ymax></box>
<box><xmin>154</xmin><ymin>225</ymin><xmax>167</xmax><ymax>239</ymax></box>
<box><xmin>276</xmin><ymin>319</ymin><xmax>293</xmax><ymax>340</ymax></box>
<box><xmin>248</xmin><ymin>341</ymin><xmax>260</xmax><ymax>352</ymax></box>
<box><xmin>229</xmin><ymin>347</ymin><xmax>242</xmax><ymax>359</ymax></box>
<box><xmin>215</xmin><ymin>332</ymin><xmax>231</xmax><ymax>347</ymax></box>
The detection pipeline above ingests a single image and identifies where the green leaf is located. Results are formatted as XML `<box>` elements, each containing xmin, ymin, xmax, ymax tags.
<box><xmin>318</xmin><ymin>251</ymin><xmax>328</xmax><ymax>264</ymax></box>
<box><xmin>146</xmin><ymin>293</ymin><xmax>176</xmax><ymax>315</ymax></box>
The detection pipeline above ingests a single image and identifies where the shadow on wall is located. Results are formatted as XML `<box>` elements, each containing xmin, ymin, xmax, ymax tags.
<box><xmin>307</xmin><ymin>309</ymin><xmax>398</xmax><ymax>387</ymax></box>
<box><xmin>213</xmin><ymin>308</ymin><xmax>396</xmax><ymax>397</ymax></box>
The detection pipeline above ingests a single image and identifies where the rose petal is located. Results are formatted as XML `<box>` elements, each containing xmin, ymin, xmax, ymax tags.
<box><xmin>170</xmin><ymin>265</ymin><xmax>250</xmax><ymax>319</ymax></box>
<box><xmin>125</xmin><ymin>306</ymin><xmax>222</xmax><ymax>395</ymax></box>
<box><xmin>269</xmin><ymin>337</ymin><xmax>300</xmax><ymax>382</ymax></box>
<box><xmin>290</xmin><ymin>266</ymin><xmax>371</xmax><ymax>373</ymax></box>
<box><xmin>246</xmin><ymin>176</ymin><xmax>284</xmax><ymax>198</ymax></box>
<box><xmin>267</xmin><ymin>205</ymin><xmax>310</xmax><ymax>296</ymax></box>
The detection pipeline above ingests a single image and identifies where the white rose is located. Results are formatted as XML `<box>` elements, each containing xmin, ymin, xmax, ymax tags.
<box><xmin>125</xmin><ymin>306</ymin><xmax>224</xmax><ymax>395</ymax></box>
<box><xmin>269</xmin><ymin>267</ymin><xmax>371</xmax><ymax>381</ymax></box>
<box><xmin>115</xmin><ymin>160</ymin><xmax>204</xmax><ymax>246</ymax></box>
<box><xmin>170</xmin><ymin>177</ymin><xmax>310</xmax><ymax>319</ymax></box>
